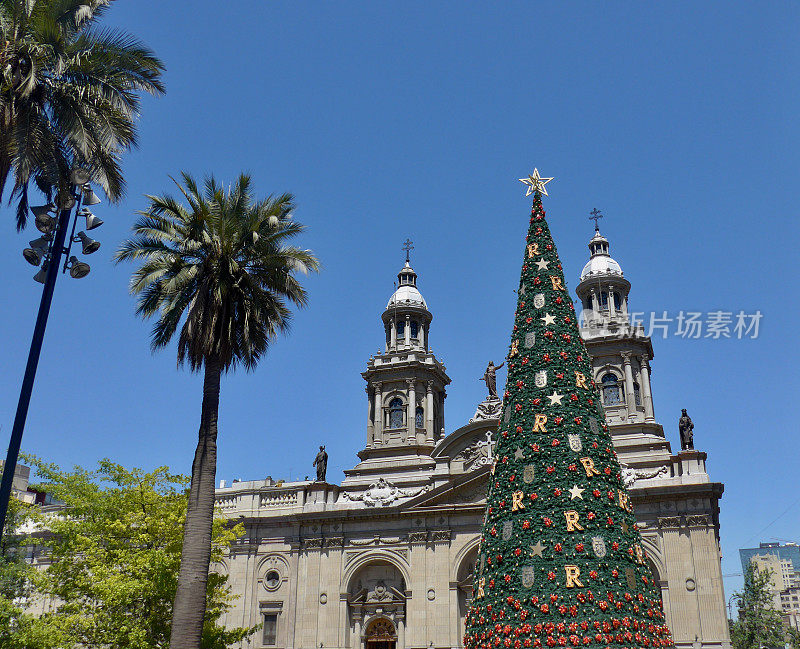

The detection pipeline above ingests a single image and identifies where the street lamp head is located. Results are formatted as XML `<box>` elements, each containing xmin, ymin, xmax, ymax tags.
<box><xmin>75</xmin><ymin>231</ymin><xmax>100</xmax><ymax>255</ymax></box>
<box><xmin>70</xmin><ymin>167</ymin><xmax>91</xmax><ymax>186</ymax></box>
<box><xmin>33</xmin><ymin>261</ymin><xmax>49</xmax><ymax>284</ymax></box>
<box><xmin>34</xmin><ymin>213</ymin><xmax>57</xmax><ymax>234</ymax></box>
<box><xmin>81</xmin><ymin>185</ymin><xmax>101</xmax><ymax>206</ymax></box>
<box><xmin>68</xmin><ymin>256</ymin><xmax>90</xmax><ymax>279</ymax></box>
<box><xmin>31</xmin><ymin>203</ymin><xmax>55</xmax><ymax>218</ymax></box>
<box><xmin>79</xmin><ymin>209</ymin><xmax>103</xmax><ymax>231</ymax></box>
<box><xmin>23</xmin><ymin>248</ymin><xmax>44</xmax><ymax>266</ymax></box>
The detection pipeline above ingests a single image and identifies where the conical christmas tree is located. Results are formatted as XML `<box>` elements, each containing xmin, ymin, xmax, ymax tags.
<box><xmin>464</xmin><ymin>171</ymin><xmax>672</xmax><ymax>649</ymax></box>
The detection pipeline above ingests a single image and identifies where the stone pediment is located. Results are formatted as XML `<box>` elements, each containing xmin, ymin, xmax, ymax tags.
<box><xmin>402</xmin><ymin>467</ymin><xmax>490</xmax><ymax>511</ymax></box>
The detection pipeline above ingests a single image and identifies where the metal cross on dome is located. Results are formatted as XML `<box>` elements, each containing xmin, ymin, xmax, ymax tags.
<box><xmin>589</xmin><ymin>208</ymin><xmax>604</xmax><ymax>230</ymax></box>
<box><xmin>402</xmin><ymin>238</ymin><xmax>414</xmax><ymax>262</ymax></box>
<box><xmin>518</xmin><ymin>168</ymin><xmax>553</xmax><ymax>197</ymax></box>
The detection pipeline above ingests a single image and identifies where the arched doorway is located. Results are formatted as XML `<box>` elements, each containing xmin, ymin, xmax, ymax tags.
<box><xmin>365</xmin><ymin>618</ymin><xmax>397</xmax><ymax>649</ymax></box>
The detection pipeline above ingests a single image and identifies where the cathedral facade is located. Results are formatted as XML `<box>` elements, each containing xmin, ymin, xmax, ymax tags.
<box><xmin>216</xmin><ymin>231</ymin><xmax>730</xmax><ymax>649</ymax></box>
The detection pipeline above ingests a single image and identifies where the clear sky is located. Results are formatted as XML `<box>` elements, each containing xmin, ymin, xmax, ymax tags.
<box><xmin>2</xmin><ymin>1</ymin><xmax>798</xmax><ymax>603</ymax></box>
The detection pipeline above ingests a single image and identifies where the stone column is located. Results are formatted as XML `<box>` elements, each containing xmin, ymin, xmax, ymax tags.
<box><xmin>425</xmin><ymin>381</ymin><xmax>434</xmax><ymax>444</ymax></box>
<box><xmin>621</xmin><ymin>294</ymin><xmax>629</xmax><ymax>317</ymax></box>
<box><xmin>640</xmin><ymin>354</ymin><xmax>655</xmax><ymax>422</ymax></box>
<box><xmin>404</xmin><ymin>315</ymin><xmax>411</xmax><ymax>347</ymax></box>
<box><xmin>406</xmin><ymin>379</ymin><xmax>416</xmax><ymax>442</ymax></box>
<box><xmin>390</xmin><ymin>319</ymin><xmax>397</xmax><ymax>349</ymax></box>
<box><xmin>590</xmin><ymin>288</ymin><xmax>599</xmax><ymax>314</ymax></box>
<box><xmin>366</xmin><ymin>386</ymin><xmax>374</xmax><ymax>447</ymax></box>
<box><xmin>353</xmin><ymin>613</ymin><xmax>363</xmax><ymax>649</ymax></box>
<box><xmin>621</xmin><ymin>351</ymin><xmax>636</xmax><ymax>420</ymax></box>
<box><xmin>374</xmin><ymin>382</ymin><xmax>383</xmax><ymax>445</ymax></box>
<box><xmin>608</xmin><ymin>285</ymin><xmax>616</xmax><ymax>318</ymax></box>
<box><xmin>397</xmin><ymin>613</ymin><xmax>406</xmax><ymax>649</ymax></box>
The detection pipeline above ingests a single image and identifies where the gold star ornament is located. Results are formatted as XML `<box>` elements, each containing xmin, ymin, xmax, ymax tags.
<box><xmin>519</xmin><ymin>168</ymin><xmax>554</xmax><ymax>197</ymax></box>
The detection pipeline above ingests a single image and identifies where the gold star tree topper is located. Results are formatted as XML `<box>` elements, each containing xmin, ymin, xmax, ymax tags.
<box><xmin>519</xmin><ymin>168</ymin><xmax>554</xmax><ymax>196</ymax></box>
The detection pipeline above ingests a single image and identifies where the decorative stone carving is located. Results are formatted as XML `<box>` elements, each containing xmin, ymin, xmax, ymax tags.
<box><xmin>456</xmin><ymin>431</ymin><xmax>495</xmax><ymax>469</ymax></box>
<box><xmin>620</xmin><ymin>463</ymin><xmax>669</xmax><ymax>488</ymax></box>
<box><xmin>470</xmin><ymin>397</ymin><xmax>503</xmax><ymax>423</ymax></box>
<box><xmin>348</xmin><ymin>535</ymin><xmax>406</xmax><ymax>546</ymax></box>
<box><xmin>324</xmin><ymin>536</ymin><xmax>344</xmax><ymax>547</ymax></box>
<box><xmin>658</xmin><ymin>516</ymin><xmax>682</xmax><ymax>529</ymax></box>
<box><xmin>431</xmin><ymin>530</ymin><xmax>451</xmax><ymax>542</ymax></box>
<box><xmin>686</xmin><ymin>514</ymin><xmax>710</xmax><ymax>528</ymax></box>
<box><xmin>408</xmin><ymin>531</ymin><xmax>428</xmax><ymax>544</ymax></box>
<box><xmin>302</xmin><ymin>537</ymin><xmax>324</xmax><ymax>549</ymax></box>
<box><xmin>341</xmin><ymin>477</ymin><xmax>429</xmax><ymax>507</ymax></box>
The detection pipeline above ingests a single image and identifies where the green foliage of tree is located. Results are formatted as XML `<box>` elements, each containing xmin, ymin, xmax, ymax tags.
<box><xmin>19</xmin><ymin>456</ymin><xmax>255</xmax><ymax>649</ymax></box>
<box><xmin>730</xmin><ymin>563</ymin><xmax>787</xmax><ymax>649</ymax></box>
<box><xmin>0</xmin><ymin>0</ymin><xmax>165</xmax><ymax>228</ymax></box>
<box><xmin>115</xmin><ymin>173</ymin><xmax>319</xmax><ymax>648</ymax></box>
<box><xmin>0</xmin><ymin>495</ymin><xmax>64</xmax><ymax>649</ymax></box>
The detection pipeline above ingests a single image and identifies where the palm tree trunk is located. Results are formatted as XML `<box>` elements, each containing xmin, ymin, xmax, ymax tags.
<box><xmin>169</xmin><ymin>356</ymin><xmax>222</xmax><ymax>649</ymax></box>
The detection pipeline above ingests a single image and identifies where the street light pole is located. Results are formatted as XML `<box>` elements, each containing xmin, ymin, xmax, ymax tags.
<box><xmin>0</xmin><ymin>173</ymin><xmax>100</xmax><ymax>539</ymax></box>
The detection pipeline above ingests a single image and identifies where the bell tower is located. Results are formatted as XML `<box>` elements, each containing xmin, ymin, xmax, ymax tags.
<box><xmin>343</xmin><ymin>244</ymin><xmax>450</xmax><ymax>484</ymax></box>
<box><xmin>576</xmin><ymin>225</ymin><xmax>655</xmax><ymax>424</ymax></box>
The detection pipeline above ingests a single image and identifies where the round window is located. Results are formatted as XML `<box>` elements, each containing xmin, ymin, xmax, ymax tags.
<box><xmin>265</xmin><ymin>570</ymin><xmax>281</xmax><ymax>590</ymax></box>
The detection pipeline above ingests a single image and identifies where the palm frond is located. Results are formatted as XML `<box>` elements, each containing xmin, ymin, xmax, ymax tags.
<box><xmin>117</xmin><ymin>173</ymin><xmax>319</xmax><ymax>373</ymax></box>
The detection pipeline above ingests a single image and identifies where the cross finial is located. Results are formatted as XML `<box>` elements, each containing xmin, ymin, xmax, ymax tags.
<box><xmin>589</xmin><ymin>208</ymin><xmax>603</xmax><ymax>231</ymax></box>
<box><xmin>402</xmin><ymin>238</ymin><xmax>414</xmax><ymax>263</ymax></box>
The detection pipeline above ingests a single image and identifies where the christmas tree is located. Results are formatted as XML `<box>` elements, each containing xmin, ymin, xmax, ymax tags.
<box><xmin>464</xmin><ymin>171</ymin><xmax>672</xmax><ymax>649</ymax></box>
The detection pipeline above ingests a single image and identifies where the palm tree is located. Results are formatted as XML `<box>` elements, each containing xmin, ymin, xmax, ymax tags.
<box><xmin>1</xmin><ymin>0</ymin><xmax>164</xmax><ymax>228</ymax></box>
<box><xmin>115</xmin><ymin>172</ymin><xmax>319</xmax><ymax>649</ymax></box>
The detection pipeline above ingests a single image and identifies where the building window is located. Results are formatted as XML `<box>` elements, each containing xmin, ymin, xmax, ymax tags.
<box><xmin>415</xmin><ymin>406</ymin><xmax>424</xmax><ymax>428</ymax></box>
<box><xmin>601</xmin><ymin>374</ymin><xmax>623</xmax><ymax>405</ymax></box>
<box><xmin>613</xmin><ymin>292</ymin><xmax>622</xmax><ymax>310</ymax></box>
<box><xmin>265</xmin><ymin>570</ymin><xmax>280</xmax><ymax>589</ymax></box>
<box><xmin>410</xmin><ymin>320</ymin><xmax>419</xmax><ymax>339</ymax></box>
<box><xmin>388</xmin><ymin>398</ymin><xmax>404</xmax><ymax>429</ymax></box>
<box><xmin>396</xmin><ymin>320</ymin><xmax>405</xmax><ymax>338</ymax></box>
<box><xmin>583</xmin><ymin>297</ymin><xmax>592</xmax><ymax>311</ymax></box>
<box><xmin>599</xmin><ymin>291</ymin><xmax>609</xmax><ymax>310</ymax></box>
<box><xmin>263</xmin><ymin>613</ymin><xmax>278</xmax><ymax>646</ymax></box>
<box><xmin>633</xmin><ymin>382</ymin><xmax>641</xmax><ymax>406</ymax></box>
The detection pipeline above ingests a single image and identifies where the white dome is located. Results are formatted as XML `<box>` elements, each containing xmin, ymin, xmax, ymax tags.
<box><xmin>387</xmin><ymin>285</ymin><xmax>427</xmax><ymax>309</ymax></box>
<box><xmin>580</xmin><ymin>255</ymin><xmax>623</xmax><ymax>281</ymax></box>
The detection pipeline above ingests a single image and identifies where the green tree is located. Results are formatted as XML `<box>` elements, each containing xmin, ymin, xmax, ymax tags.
<box><xmin>730</xmin><ymin>563</ymin><xmax>786</xmax><ymax>649</ymax></box>
<box><xmin>22</xmin><ymin>456</ymin><xmax>254</xmax><ymax>649</ymax></box>
<box><xmin>0</xmin><ymin>494</ymin><xmax>63</xmax><ymax>649</ymax></box>
<box><xmin>464</xmin><ymin>178</ymin><xmax>671</xmax><ymax>649</ymax></box>
<box><xmin>115</xmin><ymin>173</ymin><xmax>320</xmax><ymax>649</ymax></box>
<box><xmin>0</xmin><ymin>0</ymin><xmax>164</xmax><ymax>228</ymax></box>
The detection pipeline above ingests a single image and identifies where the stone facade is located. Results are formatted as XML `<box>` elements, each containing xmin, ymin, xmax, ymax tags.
<box><xmin>216</xmin><ymin>232</ymin><xmax>730</xmax><ymax>649</ymax></box>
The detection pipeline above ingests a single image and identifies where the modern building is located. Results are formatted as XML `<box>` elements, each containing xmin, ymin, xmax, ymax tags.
<box><xmin>215</xmin><ymin>228</ymin><xmax>731</xmax><ymax>649</ymax></box>
<box><xmin>740</xmin><ymin>542</ymin><xmax>800</xmax><ymax>630</ymax></box>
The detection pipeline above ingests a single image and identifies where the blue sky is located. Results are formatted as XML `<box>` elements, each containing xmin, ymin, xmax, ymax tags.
<box><xmin>2</xmin><ymin>2</ymin><xmax>798</xmax><ymax>602</ymax></box>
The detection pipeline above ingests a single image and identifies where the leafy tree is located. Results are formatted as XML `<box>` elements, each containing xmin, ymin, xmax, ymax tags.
<box><xmin>22</xmin><ymin>456</ymin><xmax>254</xmax><ymax>649</ymax></box>
<box><xmin>115</xmin><ymin>173</ymin><xmax>320</xmax><ymax>649</ymax></box>
<box><xmin>0</xmin><ymin>0</ymin><xmax>164</xmax><ymax>228</ymax></box>
<box><xmin>0</xmin><ymin>494</ymin><xmax>63</xmax><ymax>649</ymax></box>
<box><xmin>730</xmin><ymin>563</ymin><xmax>786</xmax><ymax>649</ymax></box>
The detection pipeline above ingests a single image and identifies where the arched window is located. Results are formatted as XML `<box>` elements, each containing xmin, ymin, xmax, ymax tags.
<box><xmin>613</xmin><ymin>292</ymin><xmax>622</xmax><ymax>310</ymax></box>
<box><xmin>599</xmin><ymin>291</ymin><xmax>609</xmax><ymax>309</ymax></box>
<box><xmin>410</xmin><ymin>320</ymin><xmax>419</xmax><ymax>339</ymax></box>
<box><xmin>601</xmin><ymin>374</ymin><xmax>622</xmax><ymax>405</ymax></box>
<box><xmin>396</xmin><ymin>320</ymin><xmax>405</xmax><ymax>338</ymax></box>
<box><xmin>415</xmin><ymin>406</ymin><xmax>424</xmax><ymax>428</ymax></box>
<box><xmin>633</xmin><ymin>382</ymin><xmax>641</xmax><ymax>406</ymax></box>
<box><xmin>388</xmin><ymin>398</ymin><xmax>404</xmax><ymax>429</ymax></box>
